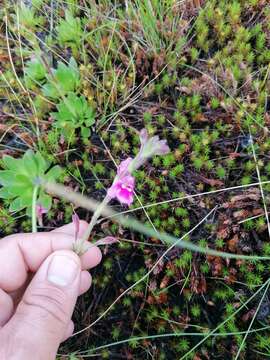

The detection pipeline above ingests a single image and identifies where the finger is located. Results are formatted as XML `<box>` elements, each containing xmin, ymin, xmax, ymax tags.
<box><xmin>51</xmin><ymin>220</ymin><xmax>88</xmax><ymax>238</ymax></box>
<box><xmin>3</xmin><ymin>250</ymin><xmax>81</xmax><ymax>359</ymax></box>
<box><xmin>79</xmin><ymin>271</ymin><xmax>92</xmax><ymax>295</ymax></box>
<box><xmin>80</xmin><ymin>246</ymin><xmax>102</xmax><ymax>270</ymax></box>
<box><xmin>0</xmin><ymin>232</ymin><xmax>102</xmax><ymax>292</ymax></box>
<box><xmin>61</xmin><ymin>321</ymin><xmax>74</xmax><ymax>342</ymax></box>
<box><xmin>0</xmin><ymin>289</ymin><xmax>14</xmax><ymax>327</ymax></box>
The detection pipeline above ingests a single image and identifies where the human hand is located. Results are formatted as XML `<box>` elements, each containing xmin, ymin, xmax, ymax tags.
<box><xmin>0</xmin><ymin>221</ymin><xmax>102</xmax><ymax>360</ymax></box>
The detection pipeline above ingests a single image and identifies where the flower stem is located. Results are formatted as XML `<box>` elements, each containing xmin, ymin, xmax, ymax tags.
<box><xmin>32</xmin><ymin>185</ymin><xmax>39</xmax><ymax>233</ymax></box>
<box><xmin>73</xmin><ymin>194</ymin><xmax>111</xmax><ymax>254</ymax></box>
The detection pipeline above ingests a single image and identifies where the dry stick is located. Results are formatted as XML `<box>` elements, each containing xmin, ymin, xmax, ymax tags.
<box><xmin>5</xmin><ymin>13</ymin><xmax>39</xmax><ymax>136</ymax></box>
<box><xmin>184</xmin><ymin>64</ymin><xmax>268</xmax><ymax>132</ymax></box>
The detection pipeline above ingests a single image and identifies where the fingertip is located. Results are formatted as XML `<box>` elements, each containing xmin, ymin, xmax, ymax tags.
<box><xmin>52</xmin><ymin>220</ymin><xmax>89</xmax><ymax>237</ymax></box>
<box><xmin>0</xmin><ymin>289</ymin><xmax>14</xmax><ymax>326</ymax></box>
<box><xmin>81</xmin><ymin>246</ymin><xmax>102</xmax><ymax>270</ymax></box>
<box><xmin>77</xmin><ymin>220</ymin><xmax>89</xmax><ymax>237</ymax></box>
<box><xmin>61</xmin><ymin>321</ymin><xmax>74</xmax><ymax>342</ymax></box>
<box><xmin>79</xmin><ymin>271</ymin><xmax>92</xmax><ymax>295</ymax></box>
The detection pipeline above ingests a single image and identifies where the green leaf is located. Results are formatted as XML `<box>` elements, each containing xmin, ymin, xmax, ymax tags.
<box><xmin>51</xmin><ymin>93</ymin><xmax>95</xmax><ymax>138</ymax></box>
<box><xmin>20</xmin><ymin>190</ymin><xmax>34</xmax><ymax>207</ymax></box>
<box><xmin>7</xmin><ymin>181</ymin><xmax>32</xmax><ymax>197</ymax></box>
<box><xmin>38</xmin><ymin>192</ymin><xmax>52</xmax><ymax>210</ymax></box>
<box><xmin>81</xmin><ymin>126</ymin><xmax>90</xmax><ymax>138</ymax></box>
<box><xmin>35</xmin><ymin>152</ymin><xmax>50</xmax><ymax>174</ymax></box>
<box><xmin>1</xmin><ymin>151</ymin><xmax>59</xmax><ymax>217</ymax></box>
<box><xmin>18</xmin><ymin>3</ymin><xmax>43</xmax><ymax>29</ymax></box>
<box><xmin>26</xmin><ymin>206</ymin><xmax>32</xmax><ymax>217</ymax></box>
<box><xmin>55</xmin><ymin>59</ymin><xmax>80</xmax><ymax>93</ymax></box>
<box><xmin>9</xmin><ymin>197</ymin><xmax>24</xmax><ymax>212</ymax></box>
<box><xmin>25</xmin><ymin>58</ymin><xmax>46</xmax><ymax>82</ymax></box>
<box><xmin>23</xmin><ymin>150</ymin><xmax>39</xmax><ymax>175</ymax></box>
<box><xmin>14</xmin><ymin>174</ymin><xmax>33</xmax><ymax>187</ymax></box>
<box><xmin>42</xmin><ymin>82</ymin><xmax>59</xmax><ymax>99</ymax></box>
<box><xmin>0</xmin><ymin>171</ymin><xmax>15</xmax><ymax>186</ymax></box>
<box><xmin>2</xmin><ymin>155</ymin><xmax>19</xmax><ymax>170</ymax></box>
<box><xmin>45</xmin><ymin>165</ymin><xmax>62</xmax><ymax>182</ymax></box>
<box><xmin>56</xmin><ymin>10</ymin><xmax>82</xmax><ymax>46</ymax></box>
<box><xmin>42</xmin><ymin>58</ymin><xmax>80</xmax><ymax>99</ymax></box>
<box><xmin>0</xmin><ymin>187</ymin><xmax>14</xmax><ymax>199</ymax></box>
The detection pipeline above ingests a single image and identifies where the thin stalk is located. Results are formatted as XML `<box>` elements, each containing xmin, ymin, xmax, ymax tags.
<box><xmin>73</xmin><ymin>206</ymin><xmax>217</xmax><ymax>336</ymax></box>
<box><xmin>59</xmin><ymin>325</ymin><xmax>270</xmax><ymax>357</ymax></box>
<box><xmin>98</xmin><ymin>179</ymin><xmax>270</xmax><ymax>221</ymax></box>
<box><xmin>234</xmin><ymin>281</ymin><xmax>270</xmax><ymax>359</ymax></box>
<box><xmin>44</xmin><ymin>182</ymin><xmax>270</xmax><ymax>261</ymax></box>
<box><xmin>83</xmin><ymin>194</ymin><xmax>111</xmax><ymax>241</ymax></box>
<box><xmin>73</xmin><ymin>194</ymin><xmax>111</xmax><ymax>254</ymax></box>
<box><xmin>32</xmin><ymin>185</ymin><xmax>39</xmax><ymax>233</ymax></box>
<box><xmin>179</xmin><ymin>279</ymin><xmax>270</xmax><ymax>360</ymax></box>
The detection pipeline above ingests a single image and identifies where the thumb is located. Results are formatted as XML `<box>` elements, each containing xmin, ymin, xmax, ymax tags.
<box><xmin>2</xmin><ymin>250</ymin><xmax>81</xmax><ymax>360</ymax></box>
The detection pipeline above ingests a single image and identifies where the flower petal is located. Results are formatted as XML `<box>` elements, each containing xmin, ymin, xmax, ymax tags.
<box><xmin>139</xmin><ymin>128</ymin><xmax>148</xmax><ymax>145</ymax></box>
<box><xmin>36</xmin><ymin>204</ymin><xmax>48</xmax><ymax>218</ymax></box>
<box><xmin>72</xmin><ymin>212</ymin><xmax>80</xmax><ymax>241</ymax></box>
<box><xmin>117</xmin><ymin>187</ymin><xmax>134</xmax><ymax>205</ymax></box>
<box><xmin>95</xmin><ymin>236</ymin><xmax>119</xmax><ymax>246</ymax></box>
<box><xmin>154</xmin><ymin>139</ymin><xmax>170</xmax><ymax>155</ymax></box>
<box><xmin>117</xmin><ymin>157</ymin><xmax>133</xmax><ymax>176</ymax></box>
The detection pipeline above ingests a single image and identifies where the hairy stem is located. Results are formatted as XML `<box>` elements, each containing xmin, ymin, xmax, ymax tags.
<box><xmin>32</xmin><ymin>185</ymin><xmax>39</xmax><ymax>233</ymax></box>
<box><xmin>73</xmin><ymin>194</ymin><xmax>111</xmax><ymax>254</ymax></box>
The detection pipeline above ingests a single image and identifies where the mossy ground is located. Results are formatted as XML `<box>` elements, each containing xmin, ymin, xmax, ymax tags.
<box><xmin>1</xmin><ymin>0</ymin><xmax>270</xmax><ymax>359</ymax></box>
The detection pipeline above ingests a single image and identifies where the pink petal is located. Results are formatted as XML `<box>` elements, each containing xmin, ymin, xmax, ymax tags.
<box><xmin>107</xmin><ymin>175</ymin><xmax>135</xmax><ymax>206</ymax></box>
<box><xmin>107</xmin><ymin>182</ymin><xmax>121</xmax><ymax>198</ymax></box>
<box><xmin>36</xmin><ymin>204</ymin><xmax>48</xmax><ymax>219</ymax></box>
<box><xmin>117</xmin><ymin>157</ymin><xmax>133</xmax><ymax>176</ymax></box>
<box><xmin>72</xmin><ymin>212</ymin><xmax>80</xmax><ymax>241</ymax></box>
<box><xmin>95</xmin><ymin>236</ymin><xmax>119</xmax><ymax>246</ymax></box>
<box><xmin>121</xmin><ymin>174</ymin><xmax>135</xmax><ymax>187</ymax></box>
<box><xmin>155</xmin><ymin>139</ymin><xmax>170</xmax><ymax>155</ymax></box>
<box><xmin>117</xmin><ymin>188</ymin><xmax>134</xmax><ymax>205</ymax></box>
<box><xmin>139</xmin><ymin>128</ymin><xmax>148</xmax><ymax>144</ymax></box>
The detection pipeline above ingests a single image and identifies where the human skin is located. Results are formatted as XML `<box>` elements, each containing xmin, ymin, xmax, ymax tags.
<box><xmin>0</xmin><ymin>221</ymin><xmax>102</xmax><ymax>360</ymax></box>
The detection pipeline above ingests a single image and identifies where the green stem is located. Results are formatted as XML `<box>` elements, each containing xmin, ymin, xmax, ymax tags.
<box><xmin>32</xmin><ymin>185</ymin><xmax>39</xmax><ymax>233</ymax></box>
<box><xmin>73</xmin><ymin>194</ymin><xmax>111</xmax><ymax>254</ymax></box>
<box><xmin>44</xmin><ymin>182</ymin><xmax>270</xmax><ymax>261</ymax></box>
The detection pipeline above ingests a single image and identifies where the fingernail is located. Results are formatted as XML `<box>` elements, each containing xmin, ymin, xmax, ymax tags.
<box><xmin>47</xmin><ymin>255</ymin><xmax>79</xmax><ymax>287</ymax></box>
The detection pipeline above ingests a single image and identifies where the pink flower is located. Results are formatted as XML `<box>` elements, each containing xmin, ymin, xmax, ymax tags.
<box><xmin>36</xmin><ymin>204</ymin><xmax>48</xmax><ymax>217</ymax></box>
<box><xmin>106</xmin><ymin>130</ymin><xmax>169</xmax><ymax>206</ymax></box>
<box><xmin>129</xmin><ymin>129</ymin><xmax>170</xmax><ymax>171</ymax></box>
<box><xmin>107</xmin><ymin>174</ymin><xmax>135</xmax><ymax>206</ymax></box>
<box><xmin>72</xmin><ymin>212</ymin><xmax>80</xmax><ymax>241</ymax></box>
<box><xmin>139</xmin><ymin>128</ymin><xmax>148</xmax><ymax>145</ymax></box>
<box><xmin>36</xmin><ymin>204</ymin><xmax>48</xmax><ymax>226</ymax></box>
<box><xmin>139</xmin><ymin>129</ymin><xmax>170</xmax><ymax>157</ymax></box>
<box><xmin>95</xmin><ymin>236</ymin><xmax>119</xmax><ymax>246</ymax></box>
<box><xmin>117</xmin><ymin>157</ymin><xmax>133</xmax><ymax>176</ymax></box>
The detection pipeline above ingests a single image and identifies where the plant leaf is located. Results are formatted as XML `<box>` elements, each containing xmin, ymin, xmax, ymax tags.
<box><xmin>0</xmin><ymin>171</ymin><xmax>15</xmax><ymax>186</ymax></box>
<box><xmin>38</xmin><ymin>192</ymin><xmax>52</xmax><ymax>210</ymax></box>
<box><xmin>0</xmin><ymin>187</ymin><xmax>14</xmax><ymax>199</ymax></box>
<box><xmin>45</xmin><ymin>165</ymin><xmax>62</xmax><ymax>182</ymax></box>
<box><xmin>9</xmin><ymin>197</ymin><xmax>24</xmax><ymax>212</ymax></box>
